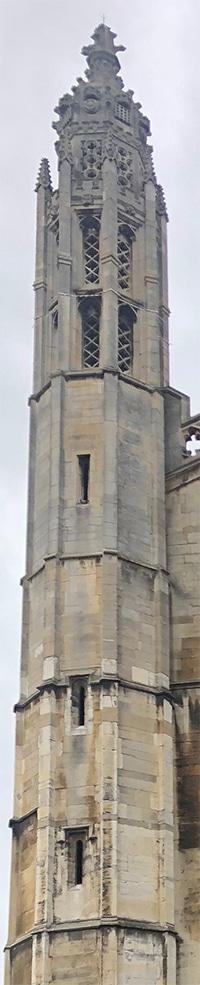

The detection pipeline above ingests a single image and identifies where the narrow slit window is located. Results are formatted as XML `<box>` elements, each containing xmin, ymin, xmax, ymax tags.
<box><xmin>78</xmin><ymin>455</ymin><xmax>90</xmax><ymax>504</ymax></box>
<box><xmin>71</xmin><ymin>679</ymin><xmax>87</xmax><ymax>729</ymax></box>
<box><xmin>75</xmin><ymin>840</ymin><xmax>83</xmax><ymax>885</ymax></box>
<box><xmin>79</xmin><ymin>685</ymin><xmax>85</xmax><ymax>726</ymax></box>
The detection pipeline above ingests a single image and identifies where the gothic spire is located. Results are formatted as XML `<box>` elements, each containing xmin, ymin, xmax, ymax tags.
<box><xmin>35</xmin><ymin>157</ymin><xmax>53</xmax><ymax>193</ymax></box>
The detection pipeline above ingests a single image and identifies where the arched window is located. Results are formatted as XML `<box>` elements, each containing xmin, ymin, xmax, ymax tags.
<box><xmin>75</xmin><ymin>840</ymin><xmax>83</xmax><ymax>884</ymax></box>
<box><xmin>118</xmin><ymin>232</ymin><xmax>131</xmax><ymax>291</ymax></box>
<box><xmin>83</xmin><ymin>221</ymin><xmax>99</xmax><ymax>285</ymax></box>
<box><xmin>118</xmin><ymin>304</ymin><xmax>135</xmax><ymax>374</ymax></box>
<box><xmin>81</xmin><ymin>299</ymin><xmax>100</xmax><ymax>368</ymax></box>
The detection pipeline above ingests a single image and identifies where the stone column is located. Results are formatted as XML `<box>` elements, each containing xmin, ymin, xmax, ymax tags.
<box><xmin>57</xmin><ymin>137</ymin><xmax>72</xmax><ymax>371</ymax></box>
<box><xmin>144</xmin><ymin>178</ymin><xmax>160</xmax><ymax>387</ymax></box>
<box><xmin>32</xmin><ymin>690</ymin><xmax>56</xmax><ymax>985</ymax></box>
<box><xmin>157</xmin><ymin>699</ymin><xmax>175</xmax><ymax>936</ymax></box>
<box><xmin>33</xmin><ymin>160</ymin><xmax>52</xmax><ymax>391</ymax></box>
<box><xmin>101</xmin><ymin>133</ymin><xmax>118</xmax><ymax>370</ymax></box>
<box><xmin>158</xmin><ymin>202</ymin><xmax>170</xmax><ymax>387</ymax></box>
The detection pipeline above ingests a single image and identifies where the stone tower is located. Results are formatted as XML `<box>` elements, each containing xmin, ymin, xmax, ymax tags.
<box><xmin>5</xmin><ymin>24</ymin><xmax>200</xmax><ymax>985</ymax></box>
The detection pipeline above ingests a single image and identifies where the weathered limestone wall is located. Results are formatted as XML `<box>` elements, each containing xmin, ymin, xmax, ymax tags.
<box><xmin>166</xmin><ymin>460</ymin><xmax>200</xmax><ymax>983</ymax></box>
<box><xmin>118</xmin><ymin>561</ymin><xmax>155</xmax><ymax>684</ymax></box>
<box><xmin>60</xmin><ymin>557</ymin><xmax>102</xmax><ymax>676</ymax></box>
<box><xmin>118</xmin><ymin>689</ymin><xmax>174</xmax><ymax>926</ymax></box>
<box><xmin>62</xmin><ymin>377</ymin><xmax>104</xmax><ymax>556</ymax></box>
<box><xmin>10</xmin><ymin>940</ymin><xmax>32</xmax><ymax>985</ymax></box>
<box><xmin>166</xmin><ymin>462</ymin><xmax>200</xmax><ymax>684</ymax></box>
<box><xmin>50</xmin><ymin>930</ymin><xmax>101</xmax><ymax>985</ymax></box>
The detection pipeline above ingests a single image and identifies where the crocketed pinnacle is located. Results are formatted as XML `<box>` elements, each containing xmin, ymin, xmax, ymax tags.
<box><xmin>35</xmin><ymin>158</ymin><xmax>53</xmax><ymax>193</ymax></box>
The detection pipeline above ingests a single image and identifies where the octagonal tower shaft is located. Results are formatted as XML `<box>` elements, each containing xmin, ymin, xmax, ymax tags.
<box><xmin>5</xmin><ymin>23</ymin><xmax>200</xmax><ymax>985</ymax></box>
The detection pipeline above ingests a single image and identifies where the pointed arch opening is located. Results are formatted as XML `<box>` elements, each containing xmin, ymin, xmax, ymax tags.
<box><xmin>79</xmin><ymin>296</ymin><xmax>101</xmax><ymax>368</ymax></box>
<box><xmin>118</xmin><ymin>303</ymin><xmax>136</xmax><ymax>375</ymax></box>
<box><xmin>83</xmin><ymin>219</ymin><xmax>100</xmax><ymax>285</ymax></box>
<box><xmin>117</xmin><ymin>224</ymin><xmax>134</xmax><ymax>293</ymax></box>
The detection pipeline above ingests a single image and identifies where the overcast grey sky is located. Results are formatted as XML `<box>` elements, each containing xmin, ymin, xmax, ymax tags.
<box><xmin>0</xmin><ymin>0</ymin><xmax>199</xmax><ymax>974</ymax></box>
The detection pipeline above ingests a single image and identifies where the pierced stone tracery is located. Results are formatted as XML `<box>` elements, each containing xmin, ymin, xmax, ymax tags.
<box><xmin>118</xmin><ymin>306</ymin><xmax>133</xmax><ymax>374</ymax></box>
<box><xmin>118</xmin><ymin>234</ymin><xmax>131</xmax><ymax>290</ymax></box>
<box><xmin>84</xmin><ymin>224</ymin><xmax>99</xmax><ymax>284</ymax></box>
<box><xmin>116</xmin><ymin>102</ymin><xmax>130</xmax><ymax>125</ymax></box>
<box><xmin>82</xmin><ymin>302</ymin><xmax>100</xmax><ymax>367</ymax></box>
<box><xmin>81</xmin><ymin>140</ymin><xmax>102</xmax><ymax>179</ymax></box>
<box><xmin>116</xmin><ymin>147</ymin><xmax>133</xmax><ymax>189</ymax></box>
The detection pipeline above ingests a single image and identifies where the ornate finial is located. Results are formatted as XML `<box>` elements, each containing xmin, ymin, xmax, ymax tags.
<box><xmin>35</xmin><ymin>158</ymin><xmax>53</xmax><ymax>193</ymax></box>
<box><xmin>81</xmin><ymin>23</ymin><xmax>125</xmax><ymax>82</ymax></box>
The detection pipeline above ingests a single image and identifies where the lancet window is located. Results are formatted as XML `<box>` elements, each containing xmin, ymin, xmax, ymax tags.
<box><xmin>118</xmin><ymin>231</ymin><xmax>131</xmax><ymax>291</ymax></box>
<box><xmin>83</xmin><ymin>221</ymin><xmax>99</xmax><ymax>285</ymax></box>
<box><xmin>81</xmin><ymin>299</ymin><xmax>100</xmax><ymax>368</ymax></box>
<box><xmin>118</xmin><ymin>304</ymin><xmax>135</xmax><ymax>374</ymax></box>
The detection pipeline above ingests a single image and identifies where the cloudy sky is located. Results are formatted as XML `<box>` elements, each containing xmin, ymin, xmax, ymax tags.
<box><xmin>0</xmin><ymin>0</ymin><xmax>199</xmax><ymax>973</ymax></box>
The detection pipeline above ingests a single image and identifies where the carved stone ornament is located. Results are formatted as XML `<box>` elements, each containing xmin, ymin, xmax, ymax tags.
<box><xmin>83</xmin><ymin>89</ymin><xmax>100</xmax><ymax>113</ymax></box>
<box><xmin>102</xmin><ymin>128</ymin><xmax>117</xmax><ymax>163</ymax></box>
<box><xmin>55</xmin><ymin>127</ymin><xmax>73</xmax><ymax>167</ymax></box>
<box><xmin>144</xmin><ymin>145</ymin><xmax>156</xmax><ymax>185</ymax></box>
<box><xmin>64</xmin><ymin>130</ymin><xmax>73</xmax><ymax>165</ymax></box>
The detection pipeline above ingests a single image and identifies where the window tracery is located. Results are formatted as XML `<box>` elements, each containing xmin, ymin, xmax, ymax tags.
<box><xmin>81</xmin><ymin>140</ymin><xmax>102</xmax><ymax>179</ymax></box>
<box><xmin>118</xmin><ymin>305</ymin><xmax>134</xmax><ymax>374</ymax></box>
<box><xmin>116</xmin><ymin>147</ymin><xmax>133</xmax><ymax>190</ymax></box>
<box><xmin>116</xmin><ymin>102</ymin><xmax>130</xmax><ymax>125</ymax></box>
<box><xmin>118</xmin><ymin>233</ymin><xmax>131</xmax><ymax>290</ymax></box>
<box><xmin>81</xmin><ymin>300</ymin><xmax>100</xmax><ymax>368</ymax></box>
<box><xmin>84</xmin><ymin>222</ymin><xmax>99</xmax><ymax>284</ymax></box>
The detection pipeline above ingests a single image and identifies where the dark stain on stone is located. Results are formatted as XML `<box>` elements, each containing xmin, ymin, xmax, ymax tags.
<box><xmin>184</xmin><ymin>882</ymin><xmax>200</xmax><ymax>940</ymax></box>
<box><xmin>189</xmin><ymin>696</ymin><xmax>200</xmax><ymax>729</ymax></box>
<box><xmin>175</xmin><ymin>705</ymin><xmax>200</xmax><ymax>850</ymax></box>
<box><xmin>121</xmin><ymin>560</ymin><xmax>132</xmax><ymax>583</ymax></box>
<box><xmin>162</xmin><ymin>937</ymin><xmax>167</xmax><ymax>985</ymax></box>
<box><xmin>156</xmin><ymin>693</ymin><xmax>164</xmax><ymax>710</ymax></box>
<box><xmin>11</xmin><ymin>940</ymin><xmax>32</xmax><ymax>985</ymax></box>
